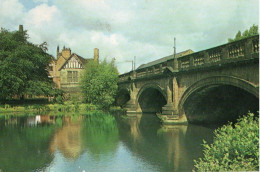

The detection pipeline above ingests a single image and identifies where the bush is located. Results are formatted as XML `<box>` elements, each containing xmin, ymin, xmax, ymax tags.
<box><xmin>55</xmin><ymin>95</ymin><xmax>63</xmax><ymax>104</ymax></box>
<box><xmin>83</xmin><ymin>104</ymin><xmax>97</xmax><ymax>111</ymax></box>
<box><xmin>194</xmin><ymin>113</ymin><xmax>259</xmax><ymax>171</ymax></box>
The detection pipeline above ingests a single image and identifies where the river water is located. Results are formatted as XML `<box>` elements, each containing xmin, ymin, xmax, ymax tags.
<box><xmin>0</xmin><ymin>113</ymin><xmax>216</xmax><ymax>172</ymax></box>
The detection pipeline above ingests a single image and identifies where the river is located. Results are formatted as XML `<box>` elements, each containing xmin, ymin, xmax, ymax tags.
<box><xmin>0</xmin><ymin>112</ymin><xmax>216</xmax><ymax>172</ymax></box>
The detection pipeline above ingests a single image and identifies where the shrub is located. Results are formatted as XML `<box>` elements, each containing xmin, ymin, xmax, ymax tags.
<box><xmin>4</xmin><ymin>104</ymin><xmax>10</xmax><ymax>109</ymax></box>
<box><xmin>194</xmin><ymin>113</ymin><xmax>259</xmax><ymax>171</ymax></box>
<box><xmin>55</xmin><ymin>95</ymin><xmax>63</xmax><ymax>104</ymax></box>
<box><xmin>84</xmin><ymin>104</ymin><xmax>97</xmax><ymax>111</ymax></box>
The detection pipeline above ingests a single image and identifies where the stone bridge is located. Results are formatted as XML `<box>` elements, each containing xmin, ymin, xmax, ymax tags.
<box><xmin>117</xmin><ymin>35</ymin><xmax>259</xmax><ymax>124</ymax></box>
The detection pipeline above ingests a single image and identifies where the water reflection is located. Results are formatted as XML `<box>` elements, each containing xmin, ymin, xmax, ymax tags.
<box><xmin>81</xmin><ymin>114</ymin><xmax>119</xmax><ymax>159</ymax></box>
<box><xmin>50</xmin><ymin>116</ymin><xmax>84</xmax><ymax>160</ymax></box>
<box><xmin>0</xmin><ymin>116</ymin><xmax>55</xmax><ymax>172</ymax></box>
<box><xmin>0</xmin><ymin>113</ymin><xmax>214</xmax><ymax>172</ymax></box>
<box><xmin>117</xmin><ymin>113</ymin><xmax>214</xmax><ymax>171</ymax></box>
<box><xmin>121</xmin><ymin>114</ymin><xmax>142</xmax><ymax>143</ymax></box>
<box><xmin>27</xmin><ymin>115</ymin><xmax>55</xmax><ymax>126</ymax></box>
<box><xmin>158</xmin><ymin>125</ymin><xmax>188</xmax><ymax>170</ymax></box>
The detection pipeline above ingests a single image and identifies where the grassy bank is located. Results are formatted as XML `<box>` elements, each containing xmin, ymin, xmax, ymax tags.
<box><xmin>0</xmin><ymin>101</ymin><xmax>124</xmax><ymax>116</ymax></box>
<box><xmin>0</xmin><ymin>103</ymin><xmax>94</xmax><ymax>113</ymax></box>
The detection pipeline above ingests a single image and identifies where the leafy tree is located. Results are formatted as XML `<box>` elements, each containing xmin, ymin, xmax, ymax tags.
<box><xmin>0</xmin><ymin>28</ymin><xmax>54</xmax><ymax>101</ymax></box>
<box><xmin>81</xmin><ymin>59</ymin><xmax>118</xmax><ymax>109</ymax></box>
<box><xmin>228</xmin><ymin>24</ymin><xmax>259</xmax><ymax>42</ymax></box>
<box><xmin>194</xmin><ymin>113</ymin><xmax>259</xmax><ymax>171</ymax></box>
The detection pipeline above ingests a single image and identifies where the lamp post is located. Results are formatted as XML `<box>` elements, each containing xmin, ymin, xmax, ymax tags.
<box><xmin>125</xmin><ymin>60</ymin><xmax>134</xmax><ymax>71</ymax></box>
<box><xmin>115</xmin><ymin>57</ymin><xmax>136</xmax><ymax>72</ymax></box>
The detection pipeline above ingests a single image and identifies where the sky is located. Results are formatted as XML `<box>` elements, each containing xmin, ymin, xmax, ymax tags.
<box><xmin>0</xmin><ymin>0</ymin><xmax>259</xmax><ymax>73</ymax></box>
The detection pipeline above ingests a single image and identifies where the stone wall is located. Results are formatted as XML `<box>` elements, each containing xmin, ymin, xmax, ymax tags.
<box><xmin>60</xmin><ymin>68</ymin><xmax>85</xmax><ymax>93</ymax></box>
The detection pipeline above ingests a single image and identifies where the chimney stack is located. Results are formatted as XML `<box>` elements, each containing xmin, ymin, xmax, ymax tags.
<box><xmin>94</xmin><ymin>48</ymin><xmax>99</xmax><ymax>62</ymax></box>
<box><xmin>57</xmin><ymin>46</ymin><xmax>59</xmax><ymax>58</ymax></box>
<box><xmin>19</xmin><ymin>25</ymin><xmax>23</xmax><ymax>32</ymax></box>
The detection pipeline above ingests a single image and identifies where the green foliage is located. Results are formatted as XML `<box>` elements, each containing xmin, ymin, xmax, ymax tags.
<box><xmin>81</xmin><ymin>59</ymin><xmax>118</xmax><ymax>110</ymax></box>
<box><xmin>194</xmin><ymin>113</ymin><xmax>259</xmax><ymax>171</ymax></box>
<box><xmin>0</xmin><ymin>28</ymin><xmax>54</xmax><ymax>101</ymax></box>
<box><xmin>81</xmin><ymin>113</ymin><xmax>119</xmax><ymax>156</ymax></box>
<box><xmin>0</xmin><ymin>124</ymin><xmax>56</xmax><ymax>172</ymax></box>
<box><xmin>84</xmin><ymin>103</ymin><xmax>97</xmax><ymax>111</ymax></box>
<box><xmin>55</xmin><ymin>95</ymin><xmax>64</xmax><ymax>104</ymax></box>
<box><xmin>228</xmin><ymin>24</ymin><xmax>259</xmax><ymax>42</ymax></box>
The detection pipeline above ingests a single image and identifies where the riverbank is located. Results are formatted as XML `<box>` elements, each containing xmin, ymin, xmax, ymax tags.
<box><xmin>0</xmin><ymin>101</ymin><xmax>124</xmax><ymax>116</ymax></box>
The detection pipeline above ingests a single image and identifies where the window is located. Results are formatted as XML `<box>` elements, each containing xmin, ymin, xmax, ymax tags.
<box><xmin>67</xmin><ymin>71</ymin><xmax>78</xmax><ymax>83</ymax></box>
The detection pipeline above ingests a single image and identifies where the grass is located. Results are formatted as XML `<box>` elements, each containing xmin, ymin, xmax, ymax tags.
<box><xmin>0</xmin><ymin>100</ymin><xmax>124</xmax><ymax>117</ymax></box>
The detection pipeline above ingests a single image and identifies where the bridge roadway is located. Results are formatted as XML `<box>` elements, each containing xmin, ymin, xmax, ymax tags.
<box><xmin>117</xmin><ymin>35</ymin><xmax>259</xmax><ymax>124</ymax></box>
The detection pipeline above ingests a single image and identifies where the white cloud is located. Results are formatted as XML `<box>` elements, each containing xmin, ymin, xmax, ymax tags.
<box><xmin>23</xmin><ymin>4</ymin><xmax>63</xmax><ymax>50</ymax></box>
<box><xmin>0</xmin><ymin>0</ymin><xmax>258</xmax><ymax>73</ymax></box>
<box><xmin>25</xmin><ymin>4</ymin><xmax>58</xmax><ymax>27</ymax></box>
<box><xmin>0</xmin><ymin>0</ymin><xmax>24</xmax><ymax>29</ymax></box>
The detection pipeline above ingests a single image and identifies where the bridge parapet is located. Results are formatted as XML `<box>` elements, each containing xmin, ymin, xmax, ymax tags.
<box><xmin>119</xmin><ymin>35</ymin><xmax>259</xmax><ymax>82</ymax></box>
<box><xmin>177</xmin><ymin>35</ymin><xmax>258</xmax><ymax>71</ymax></box>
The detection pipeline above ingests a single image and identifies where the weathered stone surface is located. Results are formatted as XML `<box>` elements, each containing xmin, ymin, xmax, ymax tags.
<box><xmin>118</xmin><ymin>35</ymin><xmax>259</xmax><ymax>124</ymax></box>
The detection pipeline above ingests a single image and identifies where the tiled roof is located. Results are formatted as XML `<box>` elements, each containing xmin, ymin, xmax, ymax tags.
<box><xmin>75</xmin><ymin>54</ymin><xmax>92</xmax><ymax>65</ymax></box>
<box><xmin>137</xmin><ymin>49</ymin><xmax>194</xmax><ymax>70</ymax></box>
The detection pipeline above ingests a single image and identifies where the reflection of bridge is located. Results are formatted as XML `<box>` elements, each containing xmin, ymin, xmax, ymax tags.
<box><xmin>117</xmin><ymin>35</ymin><xmax>259</xmax><ymax>124</ymax></box>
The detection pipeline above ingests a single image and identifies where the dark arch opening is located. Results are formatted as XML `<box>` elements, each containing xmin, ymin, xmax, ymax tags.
<box><xmin>183</xmin><ymin>85</ymin><xmax>259</xmax><ymax>125</ymax></box>
<box><xmin>138</xmin><ymin>87</ymin><xmax>167</xmax><ymax>113</ymax></box>
<box><xmin>116</xmin><ymin>89</ymin><xmax>130</xmax><ymax>107</ymax></box>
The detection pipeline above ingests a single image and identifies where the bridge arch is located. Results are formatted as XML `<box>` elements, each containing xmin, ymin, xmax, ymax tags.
<box><xmin>136</xmin><ymin>83</ymin><xmax>167</xmax><ymax>113</ymax></box>
<box><xmin>178</xmin><ymin>75</ymin><xmax>259</xmax><ymax>122</ymax></box>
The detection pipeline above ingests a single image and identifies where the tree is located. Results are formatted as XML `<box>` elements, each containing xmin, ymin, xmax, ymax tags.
<box><xmin>228</xmin><ymin>24</ymin><xmax>259</xmax><ymax>42</ymax></box>
<box><xmin>81</xmin><ymin>59</ymin><xmax>118</xmax><ymax>109</ymax></box>
<box><xmin>0</xmin><ymin>28</ymin><xmax>54</xmax><ymax>101</ymax></box>
<box><xmin>194</xmin><ymin>113</ymin><xmax>259</xmax><ymax>171</ymax></box>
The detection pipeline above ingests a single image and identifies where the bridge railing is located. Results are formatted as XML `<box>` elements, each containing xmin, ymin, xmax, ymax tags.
<box><xmin>118</xmin><ymin>35</ymin><xmax>259</xmax><ymax>82</ymax></box>
<box><xmin>177</xmin><ymin>35</ymin><xmax>259</xmax><ymax>70</ymax></box>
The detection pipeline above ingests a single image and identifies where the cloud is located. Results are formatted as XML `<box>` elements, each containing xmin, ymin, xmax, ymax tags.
<box><xmin>0</xmin><ymin>0</ymin><xmax>24</xmax><ymax>29</ymax></box>
<box><xmin>0</xmin><ymin>0</ymin><xmax>258</xmax><ymax>73</ymax></box>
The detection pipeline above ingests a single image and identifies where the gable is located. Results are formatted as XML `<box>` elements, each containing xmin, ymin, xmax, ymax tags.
<box><xmin>59</xmin><ymin>54</ymin><xmax>84</xmax><ymax>70</ymax></box>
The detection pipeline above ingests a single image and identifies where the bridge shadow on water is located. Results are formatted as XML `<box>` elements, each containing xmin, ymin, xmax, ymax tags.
<box><xmin>183</xmin><ymin>85</ymin><xmax>259</xmax><ymax>125</ymax></box>
<box><xmin>115</xmin><ymin>113</ymin><xmax>215</xmax><ymax>172</ymax></box>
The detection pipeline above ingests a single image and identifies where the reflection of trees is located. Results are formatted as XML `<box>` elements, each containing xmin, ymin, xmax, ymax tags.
<box><xmin>0</xmin><ymin>114</ymin><xmax>120</xmax><ymax>171</ymax></box>
<box><xmin>0</xmin><ymin>118</ymin><xmax>55</xmax><ymax>172</ymax></box>
<box><xmin>49</xmin><ymin>114</ymin><xmax>120</xmax><ymax>161</ymax></box>
<box><xmin>81</xmin><ymin>114</ymin><xmax>119</xmax><ymax>160</ymax></box>
<box><xmin>49</xmin><ymin>116</ymin><xmax>84</xmax><ymax>160</ymax></box>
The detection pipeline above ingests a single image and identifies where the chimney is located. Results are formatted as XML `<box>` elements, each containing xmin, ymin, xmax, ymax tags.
<box><xmin>19</xmin><ymin>25</ymin><xmax>23</xmax><ymax>32</ymax></box>
<box><xmin>94</xmin><ymin>48</ymin><xmax>99</xmax><ymax>62</ymax></box>
<box><xmin>57</xmin><ymin>45</ymin><xmax>59</xmax><ymax>58</ymax></box>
